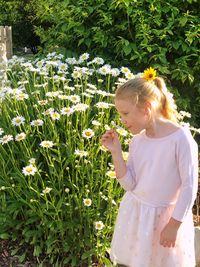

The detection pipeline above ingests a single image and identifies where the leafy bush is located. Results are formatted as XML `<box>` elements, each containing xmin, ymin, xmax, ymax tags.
<box><xmin>0</xmin><ymin>53</ymin><xmax>138</xmax><ymax>266</ymax></box>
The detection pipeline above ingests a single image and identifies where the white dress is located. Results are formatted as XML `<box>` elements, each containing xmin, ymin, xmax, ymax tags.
<box><xmin>110</xmin><ymin>127</ymin><xmax>199</xmax><ymax>267</ymax></box>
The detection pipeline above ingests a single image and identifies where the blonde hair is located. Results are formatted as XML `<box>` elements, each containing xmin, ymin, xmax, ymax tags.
<box><xmin>115</xmin><ymin>77</ymin><xmax>178</xmax><ymax>122</ymax></box>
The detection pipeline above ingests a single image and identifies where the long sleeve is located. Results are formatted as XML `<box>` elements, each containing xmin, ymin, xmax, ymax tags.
<box><xmin>118</xmin><ymin>141</ymin><xmax>136</xmax><ymax>191</ymax></box>
<box><xmin>172</xmin><ymin>131</ymin><xmax>199</xmax><ymax>222</ymax></box>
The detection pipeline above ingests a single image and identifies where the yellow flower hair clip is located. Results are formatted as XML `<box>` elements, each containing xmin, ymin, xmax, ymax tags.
<box><xmin>142</xmin><ymin>67</ymin><xmax>157</xmax><ymax>81</ymax></box>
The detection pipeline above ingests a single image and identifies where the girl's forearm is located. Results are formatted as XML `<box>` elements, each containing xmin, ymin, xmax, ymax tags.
<box><xmin>111</xmin><ymin>150</ymin><xmax>127</xmax><ymax>179</ymax></box>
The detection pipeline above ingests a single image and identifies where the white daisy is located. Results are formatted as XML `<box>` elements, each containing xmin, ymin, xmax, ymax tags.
<box><xmin>79</xmin><ymin>53</ymin><xmax>90</xmax><ymax>61</ymax></box>
<box><xmin>15</xmin><ymin>132</ymin><xmax>26</xmax><ymax>141</ymax></box>
<box><xmin>92</xmin><ymin>120</ymin><xmax>101</xmax><ymax>126</ymax></box>
<box><xmin>68</xmin><ymin>95</ymin><xmax>81</xmax><ymax>103</ymax></box>
<box><xmin>0</xmin><ymin>128</ymin><xmax>4</xmax><ymax>135</ymax></box>
<box><xmin>61</xmin><ymin>107</ymin><xmax>74</xmax><ymax>116</ymax></box>
<box><xmin>116</xmin><ymin>127</ymin><xmax>128</xmax><ymax>136</ymax></box>
<box><xmin>30</xmin><ymin>119</ymin><xmax>44</xmax><ymax>127</ymax></box>
<box><xmin>96</xmin><ymin>102</ymin><xmax>110</xmax><ymax>109</ymax></box>
<box><xmin>106</xmin><ymin>170</ymin><xmax>116</xmax><ymax>179</ymax></box>
<box><xmin>0</xmin><ymin>135</ymin><xmax>13</xmax><ymax>144</ymax></box>
<box><xmin>121</xmin><ymin>67</ymin><xmax>131</xmax><ymax>74</ymax></box>
<box><xmin>12</xmin><ymin>116</ymin><xmax>25</xmax><ymax>126</ymax></box>
<box><xmin>42</xmin><ymin>187</ymin><xmax>52</xmax><ymax>194</ymax></box>
<box><xmin>73</xmin><ymin>103</ymin><xmax>89</xmax><ymax>112</ymax></box>
<box><xmin>82</xmin><ymin>129</ymin><xmax>95</xmax><ymax>139</ymax></box>
<box><xmin>95</xmin><ymin>221</ymin><xmax>104</xmax><ymax>230</ymax></box>
<box><xmin>75</xmin><ymin>149</ymin><xmax>88</xmax><ymax>157</ymax></box>
<box><xmin>22</xmin><ymin>164</ymin><xmax>37</xmax><ymax>176</ymax></box>
<box><xmin>40</xmin><ymin>140</ymin><xmax>54</xmax><ymax>148</ymax></box>
<box><xmin>98</xmin><ymin>65</ymin><xmax>111</xmax><ymax>75</ymax></box>
<box><xmin>29</xmin><ymin>158</ymin><xmax>36</xmax><ymax>164</ymax></box>
<box><xmin>83</xmin><ymin>198</ymin><xmax>92</xmax><ymax>207</ymax></box>
<box><xmin>38</xmin><ymin>100</ymin><xmax>48</xmax><ymax>106</ymax></box>
<box><xmin>125</xmin><ymin>72</ymin><xmax>135</xmax><ymax>80</ymax></box>
<box><xmin>50</xmin><ymin>112</ymin><xmax>60</xmax><ymax>120</ymax></box>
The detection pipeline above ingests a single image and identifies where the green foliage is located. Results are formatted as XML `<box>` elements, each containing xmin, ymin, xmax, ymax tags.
<box><xmin>0</xmin><ymin>53</ymin><xmax>130</xmax><ymax>266</ymax></box>
<box><xmin>29</xmin><ymin>0</ymin><xmax>200</xmax><ymax>126</ymax></box>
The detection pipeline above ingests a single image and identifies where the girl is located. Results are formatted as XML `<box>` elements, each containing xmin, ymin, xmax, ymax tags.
<box><xmin>101</xmin><ymin>68</ymin><xmax>199</xmax><ymax>267</ymax></box>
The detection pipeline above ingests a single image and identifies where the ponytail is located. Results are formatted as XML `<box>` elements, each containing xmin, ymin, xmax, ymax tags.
<box><xmin>154</xmin><ymin>77</ymin><xmax>178</xmax><ymax>122</ymax></box>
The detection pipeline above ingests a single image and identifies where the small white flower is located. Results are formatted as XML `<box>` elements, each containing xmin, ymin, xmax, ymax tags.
<box><xmin>82</xmin><ymin>129</ymin><xmax>95</xmax><ymax>139</ymax></box>
<box><xmin>15</xmin><ymin>93</ymin><xmax>29</xmax><ymax>101</ymax></box>
<box><xmin>106</xmin><ymin>170</ymin><xmax>116</xmax><ymax>179</ymax></box>
<box><xmin>122</xmin><ymin>152</ymin><xmax>129</xmax><ymax>161</ymax></box>
<box><xmin>0</xmin><ymin>135</ymin><xmax>13</xmax><ymax>144</ymax></box>
<box><xmin>125</xmin><ymin>72</ymin><xmax>135</xmax><ymax>80</ymax></box>
<box><xmin>92</xmin><ymin>120</ymin><xmax>101</xmax><ymax>126</ymax></box>
<box><xmin>15</xmin><ymin>132</ymin><xmax>26</xmax><ymax>141</ymax></box>
<box><xmin>31</xmin><ymin>119</ymin><xmax>44</xmax><ymax>126</ymax></box>
<box><xmin>40</xmin><ymin>140</ymin><xmax>55</xmax><ymax>148</ymax></box>
<box><xmin>79</xmin><ymin>53</ymin><xmax>90</xmax><ymax>61</ymax></box>
<box><xmin>12</xmin><ymin>116</ymin><xmax>25</xmax><ymax>126</ymax></box>
<box><xmin>50</xmin><ymin>112</ymin><xmax>60</xmax><ymax>120</ymax></box>
<box><xmin>93</xmin><ymin>57</ymin><xmax>104</xmax><ymax>65</ymax></box>
<box><xmin>65</xmin><ymin>188</ymin><xmax>70</xmax><ymax>193</ymax></box>
<box><xmin>73</xmin><ymin>103</ymin><xmax>89</xmax><ymax>112</ymax></box>
<box><xmin>0</xmin><ymin>128</ymin><xmax>4</xmax><ymax>135</ymax></box>
<box><xmin>121</xmin><ymin>67</ymin><xmax>131</xmax><ymax>74</ymax></box>
<box><xmin>75</xmin><ymin>149</ymin><xmax>88</xmax><ymax>157</ymax></box>
<box><xmin>29</xmin><ymin>158</ymin><xmax>36</xmax><ymax>164</ymax></box>
<box><xmin>83</xmin><ymin>198</ymin><xmax>92</xmax><ymax>207</ymax></box>
<box><xmin>69</xmin><ymin>95</ymin><xmax>81</xmax><ymax>103</ymax></box>
<box><xmin>38</xmin><ymin>100</ymin><xmax>48</xmax><ymax>106</ymax></box>
<box><xmin>116</xmin><ymin>127</ymin><xmax>128</xmax><ymax>136</ymax></box>
<box><xmin>100</xmin><ymin>145</ymin><xmax>108</xmax><ymax>152</ymax></box>
<box><xmin>95</xmin><ymin>221</ymin><xmax>105</xmax><ymax>230</ymax></box>
<box><xmin>42</xmin><ymin>187</ymin><xmax>52</xmax><ymax>194</ymax></box>
<box><xmin>22</xmin><ymin>165</ymin><xmax>37</xmax><ymax>176</ymax></box>
<box><xmin>96</xmin><ymin>102</ymin><xmax>110</xmax><ymax>109</ymax></box>
<box><xmin>98</xmin><ymin>65</ymin><xmax>111</xmax><ymax>75</ymax></box>
<box><xmin>61</xmin><ymin>107</ymin><xmax>74</xmax><ymax>116</ymax></box>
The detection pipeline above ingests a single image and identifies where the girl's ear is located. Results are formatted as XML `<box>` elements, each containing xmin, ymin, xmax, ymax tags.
<box><xmin>144</xmin><ymin>101</ymin><xmax>152</xmax><ymax>115</ymax></box>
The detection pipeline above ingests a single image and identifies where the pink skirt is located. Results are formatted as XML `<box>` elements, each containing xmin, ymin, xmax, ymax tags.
<box><xmin>110</xmin><ymin>191</ymin><xmax>195</xmax><ymax>267</ymax></box>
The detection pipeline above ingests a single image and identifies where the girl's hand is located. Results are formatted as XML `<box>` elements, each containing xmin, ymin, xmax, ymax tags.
<box><xmin>101</xmin><ymin>129</ymin><xmax>121</xmax><ymax>153</ymax></box>
<box><xmin>160</xmin><ymin>218</ymin><xmax>181</xmax><ymax>248</ymax></box>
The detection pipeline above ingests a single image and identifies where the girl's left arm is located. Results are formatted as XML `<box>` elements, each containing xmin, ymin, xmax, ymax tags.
<box><xmin>171</xmin><ymin>132</ymin><xmax>199</xmax><ymax>222</ymax></box>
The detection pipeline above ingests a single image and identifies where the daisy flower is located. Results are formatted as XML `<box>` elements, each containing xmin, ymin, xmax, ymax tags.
<box><xmin>98</xmin><ymin>65</ymin><xmax>111</xmax><ymax>75</ymax></box>
<box><xmin>73</xmin><ymin>103</ymin><xmax>89</xmax><ymax>112</ymax></box>
<box><xmin>82</xmin><ymin>129</ymin><xmax>95</xmax><ymax>139</ymax></box>
<box><xmin>29</xmin><ymin>158</ymin><xmax>36</xmax><ymax>164</ymax></box>
<box><xmin>96</xmin><ymin>102</ymin><xmax>110</xmax><ymax>109</ymax></box>
<box><xmin>11</xmin><ymin>116</ymin><xmax>25</xmax><ymax>126</ymax></box>
<box><xmin>38</xmin><ymin>100</ymin><xmax>48</xmax><ymax>106</ymax></box>
<box><xmin>121</xmin><ymin>67</ymin><xmax>131</xmax><ymax>74</ymax></box>
<box><xmin>69</xmin><ymin>95</ymin><xmax>81</xmax><ymax>103</ymax></box>
<box><xmin>0</xmin><ymin>135</ymin><xmax>13</xmax><ymax>144</ymax></box>
<box><xmin>15</xmin><ymin>132</ymin><xmax>26</xmax><ymax>141</ymax></box>
<box><xmin>92</xmin><ymin>120</ymin><xmax>101</xmax><ymax>126</ymax></box>
<box><xmin>22</xmin><ymin>165</ymin><xmax>37</xmax><ymax>176</ymax></box>
<box><xmin>142</xmin><ymin>67</ymin><xmax>157</xmax><ymax>81</ymax></box>
<box><xmin>0</xmin><ymin>128</ymin><xmax>4</xmax><ymax>135</ymax></box>
<box><xmin>122</xmin><ymin>151</ymin><xmax>129</xmax><ymax>161</ymax></box>
<box><xmin>92</xmin><ymin>57</ymin><xmax>104</xmax><ymax>65</ymax></box>
<box><xmin>30</xmin><ymin>119</ymin><xmax>44</xmax><ymax>127</ymax></box>
<box><xmin>75</xmin><ymin>149</ymin><xmax>88</xmax><ymax>157</ymax></box>
<box><xmin>61</xmin><ymin>107</ymin><xmax>74</xmax><ymax>116</ymax></box>
<box><xmin>125</xmin><ymin>72</ymin><xmax>135</xmax><ymax>80</ymax></box>
<box><xmin>106</xmin><ymin>170</ymin><xmax>116</xmax><ymax>179</ymax></box>
<box><xmin>116</xmin><ymin>127</ymin><xmax>128</xmax><ymax>136</ymax></box>
<box><xmin>42</xmin><ymin>187</ymin><xmax>52</xmax><ymax>194</ymax></box>
<box><xmin>79</xmin><ymin>53</ymin><xmax>90</xmax><ymax>61</ymax></box>
<box><xmin>50</xmin><ymin>112</ymin><xmax>60</xmax><ymax>120</ymax></box>
<box><xmin>95</xmin><ymin>221</ymin><xmax>105</xmax><ymax>230</ymax></box>
<box><xmin>40</xmin><ymin>140</ymin><xmax>54</xmax><ymax>148</ymax></box>
<box><xmin>83</xmin><ymin>198</ymin><xmax>92</xmax><ymax>207</ymax></box>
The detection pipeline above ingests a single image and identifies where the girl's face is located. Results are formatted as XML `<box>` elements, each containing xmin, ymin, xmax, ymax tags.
<box><xmin>115</xmin><ymin>99</ymin><xmax>149</xmax><ymax>134</ymax></box>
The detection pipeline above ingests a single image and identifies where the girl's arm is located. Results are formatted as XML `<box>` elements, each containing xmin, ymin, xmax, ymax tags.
<box><xmin>171</xmin><ymin>131</ymin><xmax>198</xmax><ymax>222</ymax></box>
<box><xmin>101</xmin><ymin>129</ymin><xmax>136</xmax><ymax>191</ymax></box>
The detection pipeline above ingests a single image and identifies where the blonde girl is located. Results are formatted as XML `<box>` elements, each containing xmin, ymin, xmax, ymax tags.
<box><xmin>101</xmin><ymin>68</ymin><xmax>198</xmax><ymax>267</ymax></box>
